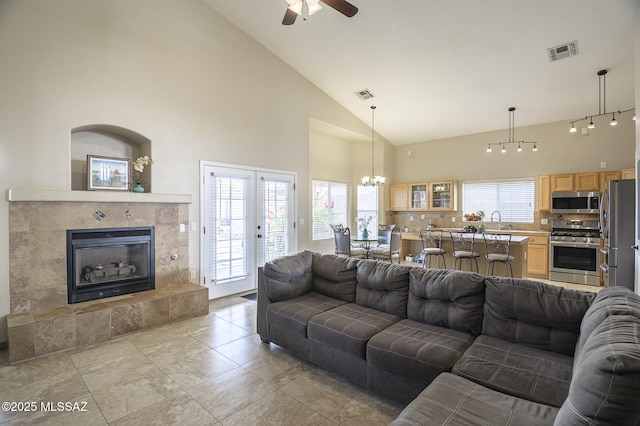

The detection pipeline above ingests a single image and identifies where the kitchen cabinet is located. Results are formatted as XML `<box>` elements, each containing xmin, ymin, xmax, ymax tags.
<box><xmin>550</xmin><ymin>174</ymin><xmax>574</xmax><ymax>192</ymax></box>
<box><xmin>599</xmin><ymin>171</ymin><xmax>621</xmax><ymax>192</ymax></box>
<box><xmin>390</xmin><ymin>181</ymin><xmax>458</xmax><ymax>211</ymax></box>
<box><xmin>574</xmin><ymin>172</ymin><xmax>599</xmax><ymax>191</ymax></box>
<box><xmin>389</xmin><ymin>184</ymin><xmax>409</xmax><ymax>211</ymax></box>
<box><xmin>538</xmin><ymin>175</ymin><xmax>550</xmax><ymax>211</ymax></box>
<box><xmin>523</xmin><ymin>234</ymin><xmax>549</xmax><ymax>276</ymax></box>
<box><xmin>409</xmin><ymin>183</ymin><xmax>429</xmax><ymax>210</ymax></box>
<box><xmin>429</xmin><ymin>181</ymin><xmax>457</xmax><ymax>211</ymax></box>
<box><xmin>621</xmin><ymin>168</ymin><xmax>635</xmax><ymax>179</ymax></box>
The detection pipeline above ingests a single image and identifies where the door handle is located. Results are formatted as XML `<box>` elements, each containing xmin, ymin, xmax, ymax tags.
<box><xmin>257</xmin><ymin>234</ymin><xmax>262</xmax><ymax>238</ymax></box>
<box><xmin>632</xmin><ymin>245</ymin><xmax>639</xmax><ymax>251</ymax></box>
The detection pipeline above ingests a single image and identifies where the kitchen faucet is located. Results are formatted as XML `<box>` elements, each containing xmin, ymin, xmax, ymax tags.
<box><xmin>491</xmin><ymin>210</ymin><xmax>502</xmax><ymax>230</ymax></box>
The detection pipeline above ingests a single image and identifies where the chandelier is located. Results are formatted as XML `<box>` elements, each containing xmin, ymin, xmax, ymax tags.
<box><xmin>486</xmin><ymin>107</ymin><xmax>538</xmax><ymax>154</ymax></box>
<box><xmin>361</xmin><ymin>106</ymin><xmax>385</xmax><ymax>186</ymax></box>
<box><xmin>569</xmin><ymin>69</ymin><xmax>636</xmax><ymax>133</ymax></box>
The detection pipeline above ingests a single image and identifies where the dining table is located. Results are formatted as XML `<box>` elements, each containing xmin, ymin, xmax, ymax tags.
<box><xmin>351</xmin><ymin>236</ymin><xmax>382</xmax><ymax>258</ymax></box>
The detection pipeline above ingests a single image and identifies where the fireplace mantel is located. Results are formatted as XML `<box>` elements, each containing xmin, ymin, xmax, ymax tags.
<box><xmin>6</xmin><ymin>188</ymin><xmax>191</xmax><ymax>204</ymax></box>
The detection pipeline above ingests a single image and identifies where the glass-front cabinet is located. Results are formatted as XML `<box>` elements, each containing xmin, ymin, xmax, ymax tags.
<box><xmin>395</xmin><ymin>180</ymin><xmax>457</xmax><ymax>212</ymax></box>
<box><xmin>410</xmin><ymin>184</ymin><xmax>428</xmax><ymax>210</ymax></box>
<box><xmin>430</xmin><ymin>181</ymin><xmax>455</xmax><ymax>210</ymax></box>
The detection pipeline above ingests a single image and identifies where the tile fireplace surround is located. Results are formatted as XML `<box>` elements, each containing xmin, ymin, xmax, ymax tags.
<box><xmin>6</xmin><ymin>190</ymin><xmax>209</xmax><ymax>364</ymax></box>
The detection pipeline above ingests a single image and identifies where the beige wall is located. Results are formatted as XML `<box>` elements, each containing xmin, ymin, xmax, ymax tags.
<box><xmin>393</xmin><ymin>117</ymin><xmax>635</xmax><ymax>184</ymax></box>
<box><xmin>0</xmin><ymin>0</ymin><xmax>372</xmax><ymax>343</ymax></box>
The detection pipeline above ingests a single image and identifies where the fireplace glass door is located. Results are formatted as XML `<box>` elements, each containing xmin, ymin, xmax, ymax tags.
<box><xmin>67</xmin><ymin>227</ymin><xmax>154</xmax><ymax>303</ymax></box>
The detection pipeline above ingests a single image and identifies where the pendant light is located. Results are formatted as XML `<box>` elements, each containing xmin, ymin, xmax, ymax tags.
<box><xmin>361</xmin><ymin>106</ymin><xmax>385</xmax><ymax>186</ymax></box>
<box><xmin>568</xmin><ymin>69</ymin><xmax>635</xmax><ymax>132</ymax></box>
<box><xmin>486</xmin><ymin>107</ymin><xmax>539</xmax><ymax>154</ymax></box>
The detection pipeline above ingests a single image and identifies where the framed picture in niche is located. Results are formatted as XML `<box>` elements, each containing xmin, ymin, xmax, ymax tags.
<box><xmin>86</xmin><ymin>155</ymin><xmax>130</xmax><ymax>191</ymax></box>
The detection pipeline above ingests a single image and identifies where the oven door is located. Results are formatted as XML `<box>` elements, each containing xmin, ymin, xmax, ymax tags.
<box><xmin>549</xmin><ymin>241</ymin><xmax>600</xmax><ymax>286</ymax></box>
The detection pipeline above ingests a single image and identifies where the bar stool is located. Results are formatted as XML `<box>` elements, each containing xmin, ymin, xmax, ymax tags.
<box><xmin>483</xmin><ymin>233</ymin><xmax>515</xmax><ymax>277</ymax></box>
<box><xmin>449</xmin><ymin>231</ymin><xmax>479</xmax><ymax>272</ymax></box>
<box><xmin>419</xmin><ymin>229</ymin><xmax>446</xmax><ymax>269</ymax></box>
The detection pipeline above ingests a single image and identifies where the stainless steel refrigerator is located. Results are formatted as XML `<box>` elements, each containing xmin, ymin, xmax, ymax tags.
<box><xmin>600</xmin><ymin>179</ymin><xmax>635</xmax><ymax>290</ymax></box>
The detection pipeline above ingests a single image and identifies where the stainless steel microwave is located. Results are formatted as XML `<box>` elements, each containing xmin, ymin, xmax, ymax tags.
<box><xmin>551</xmin><ymin>191</ymin><xmax>600</xmax><ymax>214</ymax></box>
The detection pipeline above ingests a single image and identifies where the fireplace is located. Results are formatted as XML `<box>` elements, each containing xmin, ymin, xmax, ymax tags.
<box><xmin>67</xmin><ymin>227</ymin><xmax>155</xmax><ymax>304</ymax></box>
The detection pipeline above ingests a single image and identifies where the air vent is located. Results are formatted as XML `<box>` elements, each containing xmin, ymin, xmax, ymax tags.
<box><xmin>548</xmin><ymin>41</ymin><xmax>578</xmax><ymax>62</ymax></box>
<box><xmin>355</xmin><ymin>89</ymin><xmax>375</xmax><ymax>100</ymax></box>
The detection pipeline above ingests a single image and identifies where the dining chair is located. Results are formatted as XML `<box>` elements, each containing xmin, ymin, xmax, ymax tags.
<box><xmin>376</xmin><ymin>224</ymin><xmax>395</xmax><ymax>249</ymax></box>
<box><xmin>369</xmin><ymin>227</ymin><xmax>402</xmax><ymax>263</ymax></box>
<box><xmin>483</xmin><ymin>233</ymin><xmax>515</xmax><ymax>277</ymax></box>
<box><xmin>420</xmin><ymin>229</ymin><xmax>447</xmax><ymax>269</ymax></box>
<box><xmin>449</xmin><ymin>231</ymin><xmax>480</xmax><ymax>272</ymax></box>
<box><xmin>333</xmin><ymin>226</ymin><xmax>367</xmax><ymax>259</ymax></box>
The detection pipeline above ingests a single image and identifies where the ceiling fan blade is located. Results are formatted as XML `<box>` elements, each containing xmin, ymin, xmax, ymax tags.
<box><xmin>321</xmin><ymin>0</ymin><xmax>358</xmax><ymax>17</ymax></box>
<box><xmin>282</xmin><ymin>8</ymin><xmax>297</xmax><ymax>25</ymax></box>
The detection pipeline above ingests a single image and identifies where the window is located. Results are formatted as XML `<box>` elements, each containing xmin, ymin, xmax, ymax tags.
<box><xmin>462</xmin><ymin>179</ymin><xmax>535</xmax><ymax>223</ymax></box>
<box><xmin>312</xmin><ymin>180</ymin><xmax>348</xmax><ymax>240</ymax></box>
<box><xmin>356</xmin><ymin>185</ymin><xmax>378</xmax><ymax>234</ymax></box>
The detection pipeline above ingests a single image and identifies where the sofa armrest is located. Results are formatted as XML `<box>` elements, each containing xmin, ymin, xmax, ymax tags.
<box><xmin>257</xmin><ymin>266</ymin><xmax>269</xmax><ymax>342</ymax></box>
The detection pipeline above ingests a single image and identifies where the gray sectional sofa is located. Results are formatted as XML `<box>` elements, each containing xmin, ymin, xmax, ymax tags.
<box><xmin>257</xmin><ymin>251</ymin><xmax>640</xmax><ymax>425</ymax></box>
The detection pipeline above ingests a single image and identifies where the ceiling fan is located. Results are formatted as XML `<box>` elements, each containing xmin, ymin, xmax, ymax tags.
<box><xmin>282</xmin><ymin>0</ymin><xmax>358</xmax><ymax>25</ymax></box>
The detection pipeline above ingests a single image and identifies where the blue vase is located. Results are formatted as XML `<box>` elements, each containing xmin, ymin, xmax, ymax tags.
<box><xmin>133</xmin><ymin>183</ymin><xmax>144</xmax><ymax>193</ymax></box>
<box><xmin>361</xmin><ymin>229</ymin><xmax>369</xmax><ymax>239</ymax></box>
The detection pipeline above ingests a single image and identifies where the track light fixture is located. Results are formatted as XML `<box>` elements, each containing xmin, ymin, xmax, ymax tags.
<box><xmin>486</xmin><ymin>107</ymin><xmax>539</xmax><ymax>154</ymax></box>
<box><xmin>569</xmin><ymin>69</ymin><xmax>635</xmax><ymax>133</ymax></box>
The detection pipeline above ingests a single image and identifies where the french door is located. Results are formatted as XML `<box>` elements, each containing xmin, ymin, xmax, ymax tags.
<box><xmin>201</xmin><ymin>163</ymin><xmax>296</xmax><ymax>299</ymax></box>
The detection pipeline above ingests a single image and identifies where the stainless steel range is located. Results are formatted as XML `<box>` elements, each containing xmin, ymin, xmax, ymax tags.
<box><xmin>549</xmin><ymin>219</ymin><xmax>601</xmax><ymax>286</ymax></box>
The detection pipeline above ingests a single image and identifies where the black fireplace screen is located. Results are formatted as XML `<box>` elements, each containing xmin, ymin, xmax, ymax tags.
<box><xmin>67</xmin><ymin>227</ymin><xmax>155</xmax><ymax>303</ymax></box>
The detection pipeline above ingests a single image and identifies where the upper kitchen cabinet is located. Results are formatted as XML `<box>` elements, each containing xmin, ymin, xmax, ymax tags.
<box><xmin>621</xmin><ymin>168</ymin><xmax>635</xmax><ymax>179</ymax></box>
<box><xmin>550</xmin><ymin>174</ymin><xmax>574</xmax><ymax>192</ymax></box>
<box><xmin>389</xmin><ymin>183</ymin><xmax>409</xmax><ymax>211</ymax></box>
<box><xmin>389</xmin><ymin>181</ymin><xmax>458</xmax><ymax>211</ymax></box>
<box><xmin>599</xmin><ymin>171</ymin><xmax>621</xmax><ymax>192</ymax></box>
<box><xmin>430</xmin><ymin>181</ymin><xmax>457</xmax><ymax>211</ymax></box>
<box><xmin>574</xmin><ymin>172</ymin><xmax>599</xmax><ymax>191</ymax></box>
<box><xmin>538</xmin><ymin>175</ymin><xmax>550</xmax><ymax>211</ymax></box>
<box><xmin>409</xmin><ymin>183</ymin><xmax>429</xmax><ymax>210</ymax></box>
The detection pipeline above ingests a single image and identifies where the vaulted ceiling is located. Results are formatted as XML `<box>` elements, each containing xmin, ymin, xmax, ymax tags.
<box><xmin>204</xmin><ymin>0</ymin><xmax>637</xmax><ymax>145</ymax></box>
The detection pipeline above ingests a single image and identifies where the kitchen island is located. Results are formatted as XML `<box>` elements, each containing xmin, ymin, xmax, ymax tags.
<box><xmin>400</xmin><ymin>231</ymin><xmax>529</xmax><ymax>278</ymax></box>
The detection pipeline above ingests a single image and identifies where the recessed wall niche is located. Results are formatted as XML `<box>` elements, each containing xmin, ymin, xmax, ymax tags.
<box><xmin>70</xmin><ymin>125</ymin><xmax>152</xmax><ymax>192</ymax></box>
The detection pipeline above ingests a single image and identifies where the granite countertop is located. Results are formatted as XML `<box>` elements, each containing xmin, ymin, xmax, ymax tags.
<box><xmin>401</xmin><ymin>231</ymin><xmax>531</xmax><ymax>244</ymax></box>
<box><xmin>430</xmin><ymin>227</ymin><xmax>550</xmax><ymax>236</ymax></box>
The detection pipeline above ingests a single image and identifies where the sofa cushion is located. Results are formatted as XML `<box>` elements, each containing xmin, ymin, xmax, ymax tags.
<box><xmin>453</xmin><ymin>335</ymin><xmax>574</xmax><ymax>408</ymax></box>
<box><xmin>574</xmin><ymin>286</ymin><xmax>640</xmax><ymax>361</ymax></box>
<box><xmin>483</xmin><ymin>277</ymin><xmax>595</xmax><ymax>356</ymax></box>
<box><xmin>263</xmin><ymin>251</ymin><xmax>313</xmax><ymax>302</ymax></box>
<box><xmin>356</xmin><ymin>260</ymin><xmax>411</xmax><ymax>318</ymax></box>
<box><xmin>266</xmin><ymin>291</ymin><xmax>347</xmax><ymax>339</ymax></box>
<box><xmin>408</xmin><ymin>268</ymin><xmax>485</xmax><ymax>335</ymax></box>
<box><xmin>390</xmin><ymin>373</ymin><xmax>559</xmax><ymax>426</ymax></box>
<box><xmin>311</xmin><ymin>252</ymin><xmax>358</xmax><ymax>303</ymax></box>
<box><xmin>555</xmin><ymin>315</ymin><xmax>640</xmax><ymax>426</ymax></box>
<box><xmin>308</xmin><ymin>303</ymin><xmax>401</xmax><ymax>359</ymax></box>
<box><xmin>367</xmin><ymin>319</ymin><xmax>475</xmax><ymax>383</ymax></box>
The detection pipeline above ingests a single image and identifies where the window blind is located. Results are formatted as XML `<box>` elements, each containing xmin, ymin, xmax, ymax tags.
<box><xmin>462</xmin><ymin>179</ymin><xmax>535</xmax><ymax>223</ymax></box>
<box><xmin>356</xmin><ymin>185</ymin><xmax>379</xmax><ymax>233</ymax></box>
<box><xmin>312</xmin><ymin>180</ymin><xmax>348</xmax><ymax>240</ymax></box>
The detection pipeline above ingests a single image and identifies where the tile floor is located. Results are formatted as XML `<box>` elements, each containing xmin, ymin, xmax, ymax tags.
<box><xmin>0</xmin><ymin>294</ymin><xmax>405</xmax><ymax>425</ymax></box>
